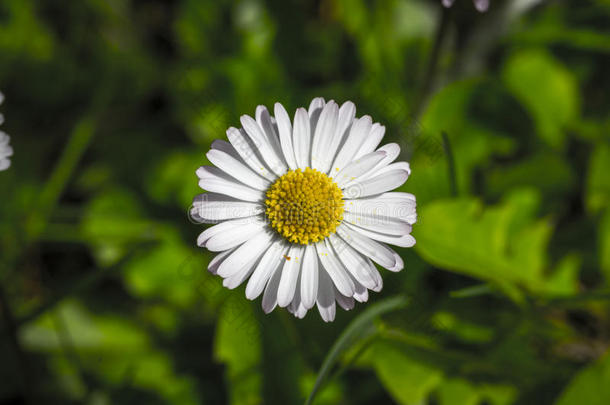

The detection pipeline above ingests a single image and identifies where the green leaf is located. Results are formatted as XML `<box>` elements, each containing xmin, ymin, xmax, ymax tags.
<box><xmin>123</xmin><ymin>231</ymin><xmax>205</xmax><ymax>308</ymax></box>
<box><xmin>306</xmin><ymin>296</ymin><xmax>407</xmax><ymax>405</ymax></box>
<box><xmin>503</xmin><ymin>49</ymin><xmax>579</xmax><ymax>148</ymax></box>
<box><xmin>215</xmin><ymin>295</ymin><xmax>263</xmax><ymax>405</ymax></box>
<box><xmin>414</xmin><ymin>189</ymin><xmax>549</xmax><ymax>298</ymax></box>
<box><xmin>82</xmin><ymin>188</ymin><xmax>158</xmax><ymax>266</ymax></box>
<box><xmin>370</xmin><ymin>340</ymin><xmax>443</xmax><ymax>405</ymax></box>
<box><xmin>586</xmin><ymin>143</ymin><xmax>610</xmax><ymax>215</ymax></box>
<box><xmin>437</xmin><ymin>379</ymin><xmax>479</xmax><ymax>405</ymax></box>
<box><xmin>555</xmin><ymin>353</ymin><xmax>610</xmax><ymax>405</ymax></box>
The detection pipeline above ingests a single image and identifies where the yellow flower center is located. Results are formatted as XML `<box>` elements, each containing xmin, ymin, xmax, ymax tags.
<box><xmin>265</xmin><ymin>168</ymin><xmax>344</xmax><ymax>245</ymax></box>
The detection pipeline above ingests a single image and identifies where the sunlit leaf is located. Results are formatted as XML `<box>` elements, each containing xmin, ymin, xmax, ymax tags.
<box><xmin>503</xmin><ymin>49</ymin><xmax>579</xmax><ymax>148</ymax></box>
<box><xmin>369</xmin><ymin>340</ymin><xmax>443</xmax><ymax>405</ymax></box>
<box><xmin>555</xmin><ymin>352</ymin><xmax>610</xmax><ymax>405</ymax></box>
<box><xmin>437</xmin><ymin>378</ymin><xmax>479</xmax><ymax>405</ymax></box>
<box><xmin>586</xmin><ymin>143</ymin><xmax>610</xmax><ymax>215</ymax></box>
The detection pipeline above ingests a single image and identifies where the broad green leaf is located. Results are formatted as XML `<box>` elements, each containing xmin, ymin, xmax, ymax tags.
<box><xmin>437</xmin><ymin>379</ymin><xmax>479</xmax><ymax>405</ymax></box>
<box><xmin>586</xmin><ymin>143</ymin><xmax>610</xmax><ymax>214</ymax></box>
<box><xmin>543</xmin><ymin>254</ymin><xmax>581</xmax><ymax>297</ymax></box>
<box><xmin>215</xmin><ymin>295</ymin><xmax>263</xmax><ymax>405</ymax></box>
<box><xmin>369</xmin><ymin>340</ymin><xmax>443</xmax><ymax>405</ymax></box>
<box><xmin>414</xmin><ymin>188</ymin><xmax>577</xmax><ymax>298</ymax></box>
<box><xmin>555</xmin><ymin>352</ymin><xmax>610</xmax><ymax>405</ymax></box>
<box><xmin>414</xmin><ymin>189</ymin><xmax>548</xmax><ymax>296</ymax></box>
<box><xmin>478</xmin><ymin>384</ymin><xmax>518</xmax><ymax>405</ymax></box>
<box><xmin>503</xmin><ymin>49</ymin><xmax>579</xmax><ymax>148</ymax></box>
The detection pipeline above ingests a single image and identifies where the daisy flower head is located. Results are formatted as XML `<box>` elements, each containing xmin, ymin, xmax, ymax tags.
<box><xmin>192</xmin><ymin>98</ymin><xmax>417</xmax><ymax>322</ymax></box>
<box><xmin>442</xmin><ymin>0</ymin><xmax>489</xmax><ymax>12</ymax></box>
<box><xmin>0</xmin><ymin>92</ymin><xmax>13</xmax><ymax>171</ymax></box>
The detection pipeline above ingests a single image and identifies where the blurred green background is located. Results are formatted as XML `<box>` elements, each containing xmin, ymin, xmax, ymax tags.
<box><xmin>1</xmin><ymin>0</ymin><xmax>610</xmax><ymax>404</ymax></box>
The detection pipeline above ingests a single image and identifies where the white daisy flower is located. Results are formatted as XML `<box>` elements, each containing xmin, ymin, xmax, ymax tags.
<box><xmin>192</xmin><ymin>98</ymin><xmax>417</xmax><ymax>322</ymax></box>
<box><xmin>0</xmin><ymin>92</ymin><xmax>13</xmax><ymax>172</ymax></box>
<box><xmin>442</xmin><ymin>0</ymin><xmax>489</xmax><ymax>12</ymax></box>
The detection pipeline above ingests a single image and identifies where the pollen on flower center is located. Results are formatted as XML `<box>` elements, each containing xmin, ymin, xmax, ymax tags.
<box><xmin>265</xmin><ymin>168</ymin><xmax>344</xmax><ymax>245</ymax></box>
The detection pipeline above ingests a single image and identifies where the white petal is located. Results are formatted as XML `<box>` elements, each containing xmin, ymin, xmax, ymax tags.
<box><xmin>293</xmin><ymin>107</ymin><xmax>311</xmax><ymax>169</ymax></box>
<box><xmin>294</xmin><ymin>302</ymin><xmax>308</xmax><ymax>319</ymax></box>
<box><xmin>354</xmin><ymin>123</ymin><xmax>385</xmax><ymax>159</ymax></box>
<box><xmin>240</xmin><ymin>114</ymin><xmax>287</xmax><ymax>176</ymax></box>
<box><xmin>311</xmin><ymin>101</ymin><xmax>339</xmax><ymax>173</ymax></box>
<box><xmin>277</xmin><ymin>245</ymin><xmax>304</xmax><ymax>308</ymax></box>
<box><xmin>316</xmin><ymin>240</ymin><xmax>355</xmax><ymax>297</ymax></box>
<box><xmin>245</xmin><ymin>239</ymin><xmax>287</xmax><ymax>300</ymax></box>
<box><xmin>342</xmin><ymin>167</ymin><xmax>409</xmax><ymax>199</ymax></box>
<box><xmin>288</xmin><ymin>275</ymin><xmax>307</xmax><ymax>319</ymax></box>
<box><xmin>344</xmin><ymin>192</ymin><xmax>417</xmax><ymax>225</ymax></box>
<box><xmin>352</xmin><ymin>278</ymin><xmax>369</xmax><ymax>303</ymax></box>
<box><xmin>336</xmin><ymin>224</ymin><xmax>401</xmax><ymax>271</ymax></box>
<box><xmin>343</xmin><ymin>211</ymin><xmax>412</xmax><ymax>236</ymax></box>
<box><xmin>256</xmin><ymin>105</ymin><xmax>288</xmax><ymax>171</ymax></box>
<box><xmin>367</xmin><ymin>161</ymin><xmax>411</xmax><ymax>178</ymax></box>
<box><xmin>206</xmin><ymin>149</ymin><xmax>270</xmax><ymax>190</ymax></box>
<box><xmin>324</xmin><ymin>101</ymin><xmax>356</xmax><ymax>174</ymax></box>
<box><xmin>208</xmin><ymin>248</ymin><xmax>236</xmax><ymax>275</ymax></box>
<box><xmin>334</xmin><ymin>289</ymin><xmax>355</xmax><ymax>311</ymax></box>
<box><xmin>274</xmin><ymin>102</ymin><xmax>298</xmax><ymax>170</ymax></box>
<box><xmin>328</xmin><ymin>234</ymin><xmax>381</xmax><ymax>291</ymax></box>
<box><xmin>300</xmin><ymin>244</ymin><xmax>319</xmax><ymax>310</ymax></box>
<box><xmin>347</xmin><ymin>222</ymin><xmax>416</xmax><ymax>248</ymax></box>
<box><xmin>335</xmin><ymin>151</ymin><xmax>387</xmax><ymax>188</ymax></box>
<box><xmin>211</xmin><ymin>139</ymin><xmax>242</xmax><ymax>161</ymax></box>
<box><xmin>226</xmin><ymin>127</ymin><xmax>276</xmax><ymax>181</ymax></box>
<box><xmin>216</xmin><ymin>231</ymin><xmax>274</xmax><ymax>278</ymax></box>
<box><xmin>330</xmin><ymin>116</ymin><xmax>372</xmax><ymax>175</ymax></box>
<box><xmin>262</xmin><ymin>260</ymin><xmax>283</xmax><ymax>314</ymax></box>
<box><xmin>474</xmin><ymin>0</ymin><xmax>489</xmax><ymax>12</ymax></box>
<box><xmin>190</xmin><ymin>193</ymin><xmax>264</xmax><ymax>224</ymax></box>
<box><xmin>308</xmin><ymin>97</ymin><xmax>325</xmax><ymax>128</ymax></box>
<box><xmin>197</xmin><ymin>166</ymin><xmax>264</xmax><ymax>202</ymax></box>
<box><xmin>223</xmin><ymin>255</ymin><xmax>259</xmax><ymax>289</ymax></box>
<box><xmin>205</xmin><ymin>223</ymin><xmax>266</xmax><ymax>252</ymax></box>
<box><xmin>196</xmin><ymin>217</ymin><xmax>264</xmax><ymax>247</ymax></box>
<box><xmin>357</xmin><ymin>143</ymin><xmax>401</xmax><ymax>181</ymax></box>
<box><xmin>316</xmin><ymin>268</ymin><xmax>336</xmax><ymax>322</ymax></box>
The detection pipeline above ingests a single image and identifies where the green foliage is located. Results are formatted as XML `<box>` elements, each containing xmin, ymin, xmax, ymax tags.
<box><xmin>503</xmin><ymin>49</ymin><xmax>579</xmax><ymax>148</ymax></box>
<box><xmin>555</xmin><ymin>353</ymin><xmax>610</xmax><ymax>405</ymax></box>
<box><xmin>586</xmin><ymin>143</ymin><xmax>610</xmax><ymax>215</ymax></box>
<box><xmin>414</xmin><ymin>189</ymin><xmax>579</xmax><ymax>301</ymax></box>
<box><xmin>0</xmin><ymin>0</ymin><xmax>608</xmax><ymax>404</ymax></box>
